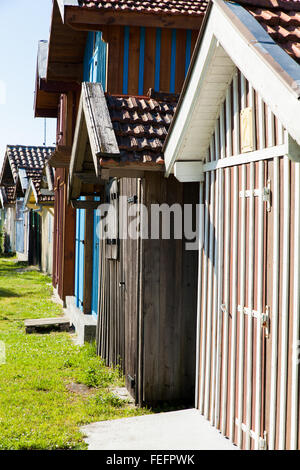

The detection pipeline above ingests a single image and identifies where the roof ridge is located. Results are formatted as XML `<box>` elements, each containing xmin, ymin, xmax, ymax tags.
<box><xmin>6</xmin><ymin>145</ymin><xmax>55</xmax><ymax>149</ymax></box>
<box><xmin>77</xmin><ymin>0</ymin><xmax>208</xmax><ymax>16</ymax></box>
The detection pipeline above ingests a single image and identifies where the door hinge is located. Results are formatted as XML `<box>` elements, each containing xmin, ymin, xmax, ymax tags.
<box><xmin>106</xmin><ymin>238</ymin><xmax>117</xmax><ymax>246</ymax></box>
<box><xmin>235</xmin><ymin>419</ymin><xmax>268</xmax><ymax>450</ymax></box>
<box><xmin>239</xmin><ymin>180</ymin><xmax>272</xmax><ymax>212</ymax></box>
<box><xmin>263</xmin><ymin>179</ymin><xmax>271</xmax><ymax>212</ymax></box>
<box><xmin>259</xmin><ymin>431</ymin><xmax>268</xmax><ymax>450</ymax></box>
<box><xmin>127</xmin><ymin>195</ymin><xmax>138</xmax><ymax>204</ymax></box>
<box><xmin>238</xmin><ymin>305</ymin><xmax>270</xmax><ymax>338</ymax></box>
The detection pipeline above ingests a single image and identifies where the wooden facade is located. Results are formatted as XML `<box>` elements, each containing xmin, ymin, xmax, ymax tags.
<box><xmin>194</xmin><ymin>68</ymin><xmax>300</xmax><ymax>449</ymax></box>
<box><xmin>100</xmin><ymin>25</ymin><xmax>198</xmax><ymax>96</ymax></box>
<box><xmin>164</xmin><ymin>0</ymin><xmax>300</xmax><ymax>449</ymax></box>
<box><xmin>52</xmin><ymin>168</ymin><xmax>76</xmax><ymax>301</ymax></box>
<box><xmin>34</xmin><ymin>1</ymin><xmax>206</xmax><ymax>405</ymax></box>
<box><xmin>96</xmin><ymin>174</ymin><xmax>198</xmax><ymax>405</ymax></box>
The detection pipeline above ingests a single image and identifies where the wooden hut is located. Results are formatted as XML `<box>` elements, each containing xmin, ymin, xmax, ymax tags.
<box><xmin>164</xmin><ymin>0</ymin><xmax>300</xmax><ymax>450</ymax></box>
<box><xmin>33</xmin><ymin>0</ymin><xmax>208</xmax><ymax>405</ymax></box>
<box><xmin>0</xmin><ymin>145</ymin><xmax>55</xmax><ymax>266</ymax></box>
<box><xmin>24</xmin><ymin>162</ymin><xmax>55</xmax><ymax>274</ymax></box>
<box><xmin>0</xmin><ymin>186</ymin><xmax>16</xmax><ymax>254</ymax></box>
<box><xmin>33</xmin><ymin>0</ymin><xmax>204</xmax><ymax>305</ymax></box>
<box><xmin>68</xmin><ymin>83</ymin><xmax>199</xmax><ymax>406</ymax></box>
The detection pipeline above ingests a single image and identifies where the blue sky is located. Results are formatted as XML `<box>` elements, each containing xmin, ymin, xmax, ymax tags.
<box><xmin>0</xmin><ymin>0</ymin><xmax>56</xmax><ymax>164</ymax></box>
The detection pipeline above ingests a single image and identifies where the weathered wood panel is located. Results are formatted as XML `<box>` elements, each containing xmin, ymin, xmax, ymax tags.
<box><xmin>96</xmin><ymin>174</ymin><xmax>198</xmax><ymax>406</ymax></box>
<box><xmin>53</xmin><ymin>168</ymin><xmax>76</xmax><ymax>302</ymax></box>
<box><xmin>104</xmin><ymin>25</ymin><xmax>200</xmax><ymax>96</ymax></box>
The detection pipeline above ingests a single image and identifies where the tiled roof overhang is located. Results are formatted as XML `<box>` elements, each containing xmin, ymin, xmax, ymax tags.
<box><xmin>236</xmin><ymin>0</ymin><xmax>300</xmax><ymax>64</ymax></box>
<box><xmin>163</xmin><ymin>0</ymin><xmax>300</xmax><ymax>175</ymax></box>
<box><xmin>68</xmin><ymin>83</ymin><xmax>178</xmax><ymax>199</ymax></box>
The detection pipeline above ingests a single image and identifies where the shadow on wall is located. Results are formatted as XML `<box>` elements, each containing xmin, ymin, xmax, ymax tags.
<box><xmin>4</xmin><ymin>233</ymin><xmax>12</xmax><ymax>254</ymax></box>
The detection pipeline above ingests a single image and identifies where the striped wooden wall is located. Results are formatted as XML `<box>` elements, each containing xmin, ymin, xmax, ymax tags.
<box><xmin>196</xmin><ymin>67</ymin><xmax>300</xmax><ymax>449</ymax></box>
<box><xmin>101</xmin><ymin>26</ymin><xmax>198</xmax><ymax>95</ymax></box>
<box><xmin>205</xmin><ymin>69</ymin><xmax>285</xmax><ymax>163</ymax></box>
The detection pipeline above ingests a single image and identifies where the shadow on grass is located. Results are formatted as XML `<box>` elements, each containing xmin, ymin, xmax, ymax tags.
<box><xmin>0</xmin><ymin>260</ymin><xmax>30</xmax><ymax>277</ymax></box>
<box><xmin>0</xmin><ymin>288</ymin><xmax>20</xmax><ymax>298</ymax></box>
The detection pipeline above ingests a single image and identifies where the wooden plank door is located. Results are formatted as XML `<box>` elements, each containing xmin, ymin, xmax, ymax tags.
<box><xmin>123</xmin><ymin>178</ymin><xmax>140</xmax><ymax>401</ymax></box>
<box><xmin>198</xmin><ymin>162</ymin><xmax>269</xmax><ymax>450</ymax></box>
<box><xmin>232</xmin><ymin>161</ymin><xmax>268</xmax><ymax>450</ymax></box>
<box><xmin>91</xmin><ymin>197</ymin><xmax>101</xmax><ymax>318</ymax></box>
<box><xmin>75</xmin><ymin>198</ymin><xmax>85</xmax><ymax>311</ymax></box>
<box><xmin>15</xmin><ymin>198</ymin><xmax>24</xmax><ymax>253</ymax></box>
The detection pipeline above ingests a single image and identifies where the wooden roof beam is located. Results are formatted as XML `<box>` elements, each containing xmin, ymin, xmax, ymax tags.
<box><xmin>39</xmin><ymin>78</ymin><xmax>81</xmax><ymax>93</ymax></box>
<box><xmin>47</xmin><ymin>62</ymin><xmax>83</xmax><ymax>82</ymax></box>
<box><xmin>65</xmin><ymin>7</ymin><xmax>203</xmax><ymax>31</ymax></box>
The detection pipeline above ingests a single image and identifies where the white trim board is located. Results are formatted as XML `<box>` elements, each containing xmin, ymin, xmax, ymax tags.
<box><xmin>164</xmin><ymin>0</ymin><xmax>300</xmax><ymax>176</ymax></box>
<box><xmin>56</xmin><ymin>0</ymin><xmax>79</xmax><ymax>23</ymax></box>
<box><xmin>203</xmin><ymin>144</ymin><xmax>287</xmax><ymax>172</ymax></box>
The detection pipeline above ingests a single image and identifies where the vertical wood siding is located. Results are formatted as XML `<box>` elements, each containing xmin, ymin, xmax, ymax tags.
<box><xmin>96</xmin><ymin>174</ymin><xmax>198</xmax><ymax>406</ymax></box>
<box><xmin>53</xmin><ymin>169</ymin><xmax>76</xmax><ymax>301</ymax></box>
<box><xmin>99</xmin><ymin>26</ymin><xmax>198</xmax><ymax>95</ymax></box>
<box><xmin>197</xmin><ymin>67</ymin><xmax>300</xmax><ymax>449</ymax></box>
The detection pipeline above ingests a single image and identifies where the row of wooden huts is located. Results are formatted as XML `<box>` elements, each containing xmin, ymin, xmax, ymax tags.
<box><xmin>3</xmin><ymin>0</ymin><xmax>300</xmax><ymax>450</ymax></box>
<box><xmin>0</xmin><ymin>145</ymin><xmax>55</xmax><ymax>274</ymax></box>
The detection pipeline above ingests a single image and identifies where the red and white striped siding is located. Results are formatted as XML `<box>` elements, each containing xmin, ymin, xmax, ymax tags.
<box><xmin>196</xmin><ymin>67</ymin><xmax>300</xmax><ymax>450</ymax></box>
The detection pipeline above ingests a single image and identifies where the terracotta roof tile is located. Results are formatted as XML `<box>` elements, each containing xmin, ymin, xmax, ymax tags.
<box><xmin>6</xmin><ymin>145</ymin><xmax>55</xmax><ymax>182</ymax></box>
<box><xmin>4</xmin><ymin>185</ymin><xmax>16</xmax><ymax>204</ymax></box>
<box><xmin>101</xmin><ymin>90</ymin><xmax>178</xmax><ymax>166</ymax></box>
<box><xmin>2</xmin><ymin>146</ymin><xmax>55</xmax><ymax>204</ymax></box>
<box><xmin>78</xmin><ymin>0</ymin><xmax>208</xmax><ymax>15</ymax></box>
<box><xmin>239</xmin><ymin>1</ymin><xmax>300</xmax><ymax>63</ymax></box>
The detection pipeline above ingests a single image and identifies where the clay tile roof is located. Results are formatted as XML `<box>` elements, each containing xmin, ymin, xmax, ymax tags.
<box><xmin>4</xmin><ymin>185</ymin><xmax>16</xmax><ymax>204</ymax></box>
<box><xmin>102</xmin><ymin>89</ymin><xmax>178</xmax><ymax>166</ymax></box>
<box><xmin>237</xmin><ymin>0</ymin><xmax>300</xmax><ymax>64</ymax></box>
<box><xmin>30</xmin><ymin>173</ymin><xmax>55</xmax><ymax>204</ymax></box>
<box><xmin>78</xmin><ymin>0</ymin><xmax>208</xmax><ymax>16</ymax></box>
<box><xmin>6</xmin><ymin>145</ymin><xmax>55</xmax><ymax>182</ymax></box>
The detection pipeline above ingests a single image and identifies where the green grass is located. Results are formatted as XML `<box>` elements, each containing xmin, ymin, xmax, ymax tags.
<box><xmin>0</xmin><ymin>257</ymin><xmax>149</xmax><ymax>450</ymax></box>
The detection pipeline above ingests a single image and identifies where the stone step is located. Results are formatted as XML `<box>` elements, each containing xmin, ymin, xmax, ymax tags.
<box><xmin>25</xmin><ymin>317</ymin><xmax>71</xmax><ymax>334</ymax></box>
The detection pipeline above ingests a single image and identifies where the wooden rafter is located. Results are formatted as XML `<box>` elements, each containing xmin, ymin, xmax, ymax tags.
<box><xmin>65</xmin><ymin>7</ymin><xmax>203</xmax><ymax>31</ymax></box>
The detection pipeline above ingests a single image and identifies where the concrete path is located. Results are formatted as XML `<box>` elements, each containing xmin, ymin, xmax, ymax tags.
<box><xmin>81</xmin><ymin>408</ymin><xmax>237</xmax><ymax>450</ymax></box>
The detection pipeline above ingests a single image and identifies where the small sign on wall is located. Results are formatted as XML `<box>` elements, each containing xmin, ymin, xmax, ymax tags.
<box><xmin>240</xmin><ymin>107</ymin><xmax>254</xmax><ymax>153</ymax></box>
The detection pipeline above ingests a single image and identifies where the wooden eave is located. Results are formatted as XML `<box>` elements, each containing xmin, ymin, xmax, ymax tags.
<box><xmin>64</xmin><ymin>5</ymin><xmax>203</xmax><ymax>31</ymax></box>
<box><xmin>68</xmin><ymin>82</ymin><xmax>169</xmax><ymax>199</ymax></box>
<box><xmin>46</xmin><ymin>1</ymin><xmax>87</xmax><ymax>83</ymax></box>
<box><xmin>48</xmin><ymin>146</ymin><xmax>72</xmax><ymax>168</ymax></box>
<box><xmin>0</xmin><ymin>156</ymin><xmax>15</xmax><ymax>187</ymax></box>
<box><xmin>33</xmin><ymin>34</ymin><xmax>81</xmax><ymax>117</ymax></box>
<box><xmin>15</xmin><ymin>177</ymin><xmax>24</xmax><ymax>198</ymax></box>
<box><xmin>164</xmin><ymin>0</ymin><xmax>300</xmax><ymax>175</ymax></box>
<box><xmin>68</xmin><ymin>83</ymin><xmax>119</xmax><ymax>201</ymax></box>
<box><xmin>34</xmin><ymin>91</ymin><xmax>59</xmax><ymax>118</ymax></box>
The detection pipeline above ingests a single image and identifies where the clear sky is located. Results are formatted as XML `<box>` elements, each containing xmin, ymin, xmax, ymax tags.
<box><xmin>0</xmin><ymin>0</ymin><xmax>56</xmax><ymax>165</ymax></box>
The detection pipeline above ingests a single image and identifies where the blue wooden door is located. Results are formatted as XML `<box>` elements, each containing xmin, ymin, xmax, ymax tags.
<box><xmin>83</xmin><ymin>32</ymin><xmax>107</xmax><ymax>87</ymax></box>
<box><xmin>91</xmin><ymin>197</ymin><xmax>101</xmax><ymax>318</ymax></box>
<box><xmin>75</xmin><ymin>199</ymin><xmax>85</xmax><ymax>311</ymax></box>
<box><xmin>15</xmin><ymin>198</ymin><xmax>24</xmax><ymax>253</ymax></box>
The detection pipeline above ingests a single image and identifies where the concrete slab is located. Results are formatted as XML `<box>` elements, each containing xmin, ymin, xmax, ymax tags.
<box><xmin>65</xmin><ymin>296</ymin><xmax>97</xmax><ymax>345</ymax></box>
<box><xmin>24</xmin><ymin>316</ymin><xmax>71</xmax><ymax>334</ymax></box>
<box><xmin>81</xmin><ymin>408</ymin><xmax>238</xmax><ymax>450</ymax></box>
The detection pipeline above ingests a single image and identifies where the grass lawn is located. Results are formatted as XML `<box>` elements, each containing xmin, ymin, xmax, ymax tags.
<box><xmin>0</xmin><ymin>257</ymin><xmax>149</xmax><ymax>450</ymax></box>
